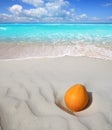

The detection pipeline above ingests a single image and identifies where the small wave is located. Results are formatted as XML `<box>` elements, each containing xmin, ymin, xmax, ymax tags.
<box><xmin>0</xmin><ymin>44</ymin><xmax>112</xmax><ymax>61</ymax></box>
<box><xmin>0</xmin><ymin>27</ymin><xmax>7</xmax><ymax>30</ymax></box>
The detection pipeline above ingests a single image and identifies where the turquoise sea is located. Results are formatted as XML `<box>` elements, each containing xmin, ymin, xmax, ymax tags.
<box><xmin>0</xmin><ymin>24</ymin><xmax>112</xmax><ymax>59</ymax></box>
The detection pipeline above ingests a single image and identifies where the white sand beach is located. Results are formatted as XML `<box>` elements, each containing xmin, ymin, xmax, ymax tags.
<box><xmin>0</xmin><ymin>56</ymin><xmax>112</xmax><ymax>130</ymax></box>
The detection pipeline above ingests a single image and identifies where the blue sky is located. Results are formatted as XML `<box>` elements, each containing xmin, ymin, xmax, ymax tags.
<box><xmin>0</xmin><ymin>0</ymin><xmax>112</xmax><ymax>23</ymax></box>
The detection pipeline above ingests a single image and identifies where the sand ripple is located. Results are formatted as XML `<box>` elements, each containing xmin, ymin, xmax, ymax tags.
<box><xmin>0</xmin><ymin>56</ymin><xmax>112</xmax><ymax>130</ymax></box>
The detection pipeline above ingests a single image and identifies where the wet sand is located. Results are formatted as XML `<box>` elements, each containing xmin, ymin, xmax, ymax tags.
<box><xmin>0</xmin><ymin>44</ymin><xmax>112</xmax><ymax>60</ymax></box>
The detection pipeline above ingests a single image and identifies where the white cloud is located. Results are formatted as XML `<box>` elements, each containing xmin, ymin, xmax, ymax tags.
<box><xmin>5</xmin><ymin>0</ymin><xmax>76</xmax><ymax>22</ymax></box>
<box><xmin>21</xmin><ymin>0</ymin><xmax>44</xmax><ymax>7</ymax></box>
<box><xmin>75</xmin><ymin>13</ymin><xmax>87</xmax><ymax>20</ymax></box>
<box><xmin>24</xmin><ymin>8</ymin><xmax>48</xmax><ymax>18</ymax></box>
<box><xmin>79</xmin><ymin>14</ymin><xmax>87</xmax><ymax>19</ymax></box>
<box><xmin>103</xmin><ymin>3</ymin><xmax>112</xmax><ymax>7</ymax></box>
<box><xmin>107</xmin><ymin>16</ymin><xmax>112</xmax><ymax>20</ymax></box>
<box><xmin>46</xmin><ymin>2</ymin><xmax>61</xmax><ymax>11</ymax></box>
<box><xmin>75</xmin><ymin>14</ymin><xmax>103</xmax><ymax>22</ymax></box>
<box><xmin>0</xmin><ymin>0</ymin><xmax>108</xmax><ymax>23</ymax></box>
<box><xmin>9</xmin><ymin>4</ymin><xmax>23</xmax><ymax>15</ymax></box>
<box><xmin>90</xmin><ymin>17</ymin><xmax>100</xmax><ymax>21</ymax></box>
<box><xmin>0</xmin><ymin>13</ymin><xmax>35</xmax><ymax>22</ymax></box>
<box><xmin>0</xmin><ymin>13</ymin><xmax>12</xmax><ymax>22</ymax></box>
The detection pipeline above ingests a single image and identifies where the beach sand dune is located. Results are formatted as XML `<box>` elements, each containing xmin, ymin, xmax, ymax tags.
<box><xmin>0</xmin><ymin>56</ymin><xmax>112</xmax><ymax>130</ymax></box>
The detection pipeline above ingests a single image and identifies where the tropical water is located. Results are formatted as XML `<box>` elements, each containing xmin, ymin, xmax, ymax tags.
<box><xmin>0</xmin><ymin>23</ymin><xmax>112</xmax><ymax>60</ymax></box>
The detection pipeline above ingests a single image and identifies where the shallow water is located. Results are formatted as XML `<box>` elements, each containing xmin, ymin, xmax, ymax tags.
<box><xmin>0</xmin><ymin>24</ymin><xmax>112</xmax><ymax>60</ymax></box>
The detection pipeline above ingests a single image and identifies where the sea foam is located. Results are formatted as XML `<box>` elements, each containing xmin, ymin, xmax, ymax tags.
<box><xmin>0</xmin><ymin>44</ymin><xmax>112</xmax><ymax>60</ymax></box>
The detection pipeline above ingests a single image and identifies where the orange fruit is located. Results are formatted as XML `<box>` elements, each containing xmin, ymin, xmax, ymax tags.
<box><xmin>64</xmin><ymin>84</ymin><xmax>89</xmax><ymax>112</ymax></box>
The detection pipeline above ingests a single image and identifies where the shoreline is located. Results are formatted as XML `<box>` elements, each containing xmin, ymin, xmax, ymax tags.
<box><xmin>0</xmin><ymin>43</ymin><xmax>112</xmax><ymax>60</ymax></box>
